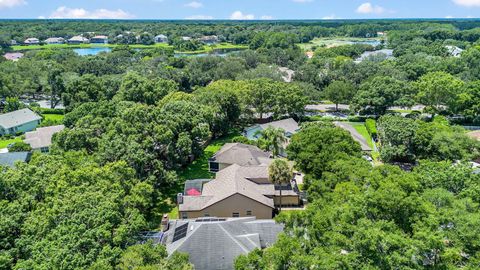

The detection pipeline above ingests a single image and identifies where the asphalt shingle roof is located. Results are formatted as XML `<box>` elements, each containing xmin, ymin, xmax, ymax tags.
<box><xmin>24</xmin><ymin>125</ymin><xmax>64</xmax><ymax>149</ymax></box>
<box><xmin>165</xmin><ymin>217</ymin><xmax>283</xmax><ymax>270</ymax></box>
<box><xmin>179</xmin><ymin>164</ymin><xmax>275</xmax><ymax>212</ymax></box>
<box><xmin>211</xmin><ymin>143</ymin><xmax>272</xmax><ymax>166</ymax></box>
<box><xmin>0</xmin><ymin>152</ymin><xmax>31</xmax><ymax>168</ymax></box>
<box><xmin>0</xmin><ymin>109</ymin><xmax>41</xmax><ymax>129</ymax></box>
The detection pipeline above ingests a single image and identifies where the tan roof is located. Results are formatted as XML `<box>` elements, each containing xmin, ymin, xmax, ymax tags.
<box><xmin>24</xmin><ymin>125</ymin><xmax>64</xmax><ymax>149</ymax></box>
<box><xmin>468</xmin><ymin>131</ymin><xmax>480</xmax><ymax>141</ymax></box>
<box><xmin>211</xmin><ymin>143</ymin><xmax>272</xmax><ymax>166</ymax></box>
<box><xmin>179</xmin><ymin>164</ymin><xmax>275</xmax><ymax>212</ymax></box>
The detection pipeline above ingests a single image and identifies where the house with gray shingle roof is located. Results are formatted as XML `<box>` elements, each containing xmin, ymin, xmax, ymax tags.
<box><xmin>179</xmin><ymin>164</ymin><xmax>300</xmax><ymax>219</ymax></box>
<box><xmin>0</xmin><ymin>152</ymin><xmax>31</xmax><ymax>168</ymax></box>
<box><xmin>208</xmin><ymin>143</ymin><xmax>272</xmax><ymax>172</ymax></box>
<box><xmin>163</xmin><ymin>217</ymin><xmax>283</xmax><ymax>270</ymax></box>
<box><xmin>0</xmin><ymin>109</ymin><xmax>42</xmax><ymax>136</ymax></box>
<box><xmin>244</xmin><ymin>118</ymin><xmax>300</xmax><ymax>141</ymax></box>
<box><xmin>24</xmin><ymin>125</ymin><xmax>64</xmax><ymax>152</ymax></box>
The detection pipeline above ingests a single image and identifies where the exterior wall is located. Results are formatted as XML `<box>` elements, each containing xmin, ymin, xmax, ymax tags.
<box><xmin>0</xmin><ymin>120</ymin><xmax>40</xmax><ymax>136</ymax></box>
<box><xmin>273</xmin><ymin>195</ymin><xmax>300</xmax><ymax>207</ymax></box>
<box><xmin>180</xmin><ymin>193</ymin><xmax>273</xmax><ymax>219</ymax></box>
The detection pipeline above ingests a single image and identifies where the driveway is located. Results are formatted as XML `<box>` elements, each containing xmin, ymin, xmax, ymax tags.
<box><xmin>334</xmin><ymin>122</ymin><xmax>372</xmax><ymax>152</ymax></box>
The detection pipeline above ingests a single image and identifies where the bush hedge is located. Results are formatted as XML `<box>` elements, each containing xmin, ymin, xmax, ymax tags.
<box><xmin>365</xmin><ymin>118</ymin><xmax>377</xmax><ymax>139</ymax></box>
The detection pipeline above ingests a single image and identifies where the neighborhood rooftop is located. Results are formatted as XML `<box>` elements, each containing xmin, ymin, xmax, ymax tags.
<box><xmin>24</xmin><ymin>125</ymin><xmax>65</xmax><ymax>150</ymax></box>
<box><xmin>0</xmin><ymin>109</ymin><xmax>42</xmax><ymax>129</ymax></box>
<box><xmin>164</xmin><ymin>217</ymin><xmax>283</xmax><ymax>270</ymax></box>
<box><xmin>209</xmin><ymin>143</ymin><xmax>272</xmax><ymax>167</ymax></box>
<box><xmin>0</xmin><ymin>152</ymin><xmax>31</xmax><ymax>168</ymax></box>
<box><xmin>179</xmin><ymin>164</ymin><xmax>276</xmax><ymax>212</ymax></box>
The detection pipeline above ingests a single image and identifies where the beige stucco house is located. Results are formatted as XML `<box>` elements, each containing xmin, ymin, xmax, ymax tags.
<box><xmin>179</xmin><ymin>164</ymin><xmax>300</xmax><ymax>219</ymax></box>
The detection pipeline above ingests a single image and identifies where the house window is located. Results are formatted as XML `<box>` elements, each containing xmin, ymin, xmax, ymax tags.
<box><xmin>246</xmin><ymin>211</ymin><xmax>252</xmax><ymax>216</ymax></box>
<box><xmin>181</xmin><ymin>212</ymin><xmax>188</xmax><ymax>219</ymax></box>
<box><xmin>209</xmin><ymin>162</ymin><xmax>219</xmax><ymax>172</ymax></box>
<box><xmin>232</xmin><ymin>212</ymin><xmax>240</xmax><ymax>218</ymax></box>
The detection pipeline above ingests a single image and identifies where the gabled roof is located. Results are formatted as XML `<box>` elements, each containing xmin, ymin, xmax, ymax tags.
<box><xmin>165</xmin><ymin>217</ymin><xmax>283</xmax><ymax>270</ymax></box>
<box><xmin>0</xmin><ymin>109</ymin><xmax>41</xmax><ymax>129</ymax></box>
<box><xmin>68</xmin><ymin>36</ymin><xmax>89</xmax><ymax>42</ymax></box>
<box><xmin>467</xmin><ymin>130</ymin><xmax>480</xmax><ymax>141</ymax></box>
<box><xmin>24</xmin><ymin>125</ymin><xmax>65</xmax><ymax>149</ymax></box>
<box><xmin>179</xmin><ymin>164</ymin><xmax>275</xmax><ymax>211</ymax></box>
<box><xmin>44</xmin><ymin>37</ymin><xmax>64</xmax><ymax>43</ymax></box>
<box><xmin>0</xmin><ymin>152</ymin><xmax>31</xmax><ymax>168</ymax></box>
<box><xmin>249</xmin><ymin>118</ymin><xmax>300</xmax><ymax>136</ymax></box>
<box><xmin>210</xmin><ymin>143</ymin><xmax>272</xmax><ymax>166</ymax></box>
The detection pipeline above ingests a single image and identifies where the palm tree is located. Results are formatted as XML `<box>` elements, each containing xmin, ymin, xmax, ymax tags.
<box><xmin>268</xmin><ymin>159</ymin><xmax>293</xmax><ymax>212</ymax></box>
<box><xmin>256</xmin><ymin>126</ymin><xmax>287</xmax><ymax>157</ymax></box>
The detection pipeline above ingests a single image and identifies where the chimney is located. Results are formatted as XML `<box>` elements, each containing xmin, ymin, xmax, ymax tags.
<box><xmin>161</xmin><ymin>214</ymin><xmax>169</xmax><ymax>232</ymax></box>
<box><xmin>177</xmin><ymin>193</ymin><xmax>184</xmax><ymax>205</ymax></box>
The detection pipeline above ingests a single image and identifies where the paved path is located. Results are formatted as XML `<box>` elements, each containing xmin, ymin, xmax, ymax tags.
<box><xmin>334</xmin><ymin>122</ymin><xmax>372</xmax><ymax>152</ymax></box>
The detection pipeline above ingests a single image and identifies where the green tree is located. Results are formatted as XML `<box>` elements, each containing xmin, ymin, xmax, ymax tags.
<box><xmin>415</xmin><ymin>71</ymin><xmax>465</xmax><ymax>114</ymax></box>
<box><xmin>256</xmin><ymin>126</ymin><xmax>287</xmax><ymax>157</ymax></box>
<box><xmin>268</xmin><ymin>159</ymin><xmax>293</xmax><ymax>211</ymax></box>
<box><xmin>323</xmin><ymin>80</ymin><xmax>356</xmax><ymax>111</ymax></box>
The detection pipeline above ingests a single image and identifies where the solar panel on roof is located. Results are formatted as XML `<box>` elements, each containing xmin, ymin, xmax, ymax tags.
<box><xmin>172</xmin><ymin>223</ymin><xmax>188</xmax><ymax>242</ymax></box>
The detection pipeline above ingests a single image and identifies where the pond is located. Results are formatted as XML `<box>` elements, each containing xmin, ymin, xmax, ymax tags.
<box><xmin>73</xmin><ymin>47</ymin><xmax>112</xmax><ymax>56</ymax></box>
<box><xmin>73</xmin><ymin>47</ymin><xmax>242</xmax><ymax>57</ymax></box>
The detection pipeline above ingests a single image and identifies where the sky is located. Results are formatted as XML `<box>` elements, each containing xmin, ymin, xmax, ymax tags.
<box><xmin>0</xmin><ymin>0</ymin><xmax>479</xmax><ymax>20</ymax></box>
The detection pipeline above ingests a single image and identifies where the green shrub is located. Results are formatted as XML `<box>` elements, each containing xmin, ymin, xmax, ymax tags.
<box><xmin>8</xmin><ymin>141</ymin><xmax>32</xmax><ymax>152</ymax></box>
<box><xmin>365</xmin><ymin>118</ymin><xmax>377</xmax><ymax>139</ymax></box>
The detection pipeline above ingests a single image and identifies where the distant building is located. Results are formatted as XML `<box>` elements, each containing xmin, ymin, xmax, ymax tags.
<box><xmin>10</xmin><ymin>40</ymin><xmax>17</xmax><ymax>45</ymax></box>
<box><xmin>208</xmin><ymin>143</ymin><xmax>272</xmax><ymax>172</ymax></box>
<box><xmin>198</xmin><ymin>35</ymin><xmax>219</xmax><ymax>45</ymax></box>
<box><xmin>377</xmin><ymin>31</ymin><xmax>386</xmax><ymax>37</ymax></box>
<box><xmin>306</xmin><ymin>51</ymin><xmax>314</xmax><ymax>59</ymax></box>
<box><xmin>0</xmin><ymin>152</ymin><xmax>31</xmax><ymax>168</ymax></box>
<box><xmin>163</xmin><ymin>217</ymin><xmax>283</xmax><ymax>270</ymax></box>
<box><xmin>24</xmin><ymin>38</ymin><xmax>39</xmax><ymax>45</ymax></box>
<box><xmin>44</xmin><ymin>37</ymin><xmax>65</xmax><ymax>44</ymax></box>
<box><xmin>154</xmin><ymin>34</ymin><xmax>168</xmax><ymax>43</ymax></box>
<box><xmin>355</xmin><ymin>49</ymin><xmax>394</xmax><ymax>63</ymax></box>
<box><xmin>0</xmin><ymin>109</ymin><xmax>42</xmax><ymax>136</ymax></box>
<box><xmin>90</xmin><ymin>35</ymin><xmax>109</xmax><ymax>44</ymax></box>
<box><xmin>4</xmin><ymin>52</ymin><xmax>24</xmax><ymax>62</ymax></box>
<box><xmin>68</xmin><ymin>36</ymin><xmax>89</xmax><ymax>44</ymax></box>
<box><xmin>24</xmin><ymin>125</ymin><xmax>65</xmax><ymax>153</ymax></box>
<box><xmin>181</xmin><ymin>36</ymin><xmax>192</xmax><ymax>41</ymax></box>
<box><xmin>446</xmin><ymin>45</ymin><xmax>463</xmax><ymax>58</ymax></box>
<box><xmin>244</xmin><ymin>118</ymin><xmax>300</xmax><ymax>141</ymax></box>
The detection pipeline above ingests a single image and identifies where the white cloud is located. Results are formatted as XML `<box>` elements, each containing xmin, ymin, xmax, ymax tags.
<box><xmin>185</xmin><ymin>14</ymin><xmax>213</xmax><ymax>19</ymax></box>
<box><xmin>292</xmin><ymin>0</ymin><xmax>313</xmax><ymax>3</ymax></box>
<box><xmin>452</xmin><ymin>0</ymin><xmax>480</xmax><ymax>7</ymax></box>
<box><xmin>48</xmin><ymin>6</ymin><xmax>135</xmax><ymax>19</ymax></box>
<box><xmin>260</xmin><ymin>15</ymin><xmax>273</xmax><ymax>20</ymax></box>
<box><xmin>0</xmin><ymin>0</ymin><xmax>26</xmax><ymax>9</ymax></box>
<box><xmin>322</xmin><ymin>14</ymin><xmax>341</xmax><ymax>20</ymax></box>
<box><xmin>230</xmin><ymin>11</ymin><xmax>254</xmax><ymax>20</ymax></box>
<box><xmin>356</xmin><ymin>2</ymin><xmax>386</xmax><ymax>14</ymax></box>
<box><xmin>184</xmin><ymin>1</ymin><xmax>203</xmax><ymax>8</ymax></box>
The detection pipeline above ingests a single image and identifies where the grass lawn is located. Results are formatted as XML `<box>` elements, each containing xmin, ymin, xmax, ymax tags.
<box><xmin>43</xmin><ymin>114</ymin><xmax>64</xmax><ymax>122</ymax></box>
<box><xmin>0</xmin><ymin>136</ymin><xmax>22</xmax><ymax>149</ymax></box>
<box><xmin>347</xmin><ymin>122</ymin><xmax>382</xmax><ymax>163</ymax></box>
<box><xmin>156</xmin><ymin>131</ymin><xmax>241</xmax><ymax>221</ymax></box>
<box><xmin>298</xmin><ymin>37</ymin><xmax>382</xmax><ymax>51</ymax></box>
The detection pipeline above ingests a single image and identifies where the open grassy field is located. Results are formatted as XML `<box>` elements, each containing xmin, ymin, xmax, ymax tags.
<box><xmin>0</xmin><ymin>136</ymin><xmax>22</xmax><ymax>149</ymax></box>
<box><xmin>298</xmin><ymin>37</ymin><xmax>382</xmax><ymax>51</ymax></box>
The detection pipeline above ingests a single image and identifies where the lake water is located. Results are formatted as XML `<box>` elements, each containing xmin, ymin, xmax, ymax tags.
<box><xmin>73</xmin><ymin>47</ymin><xmax>241</xmax><ymax>57</ymax></box>
<box><xmin>73</xmin><ymin>47</ymin><xmax>112</xmax><ymax>56</ymax></box>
